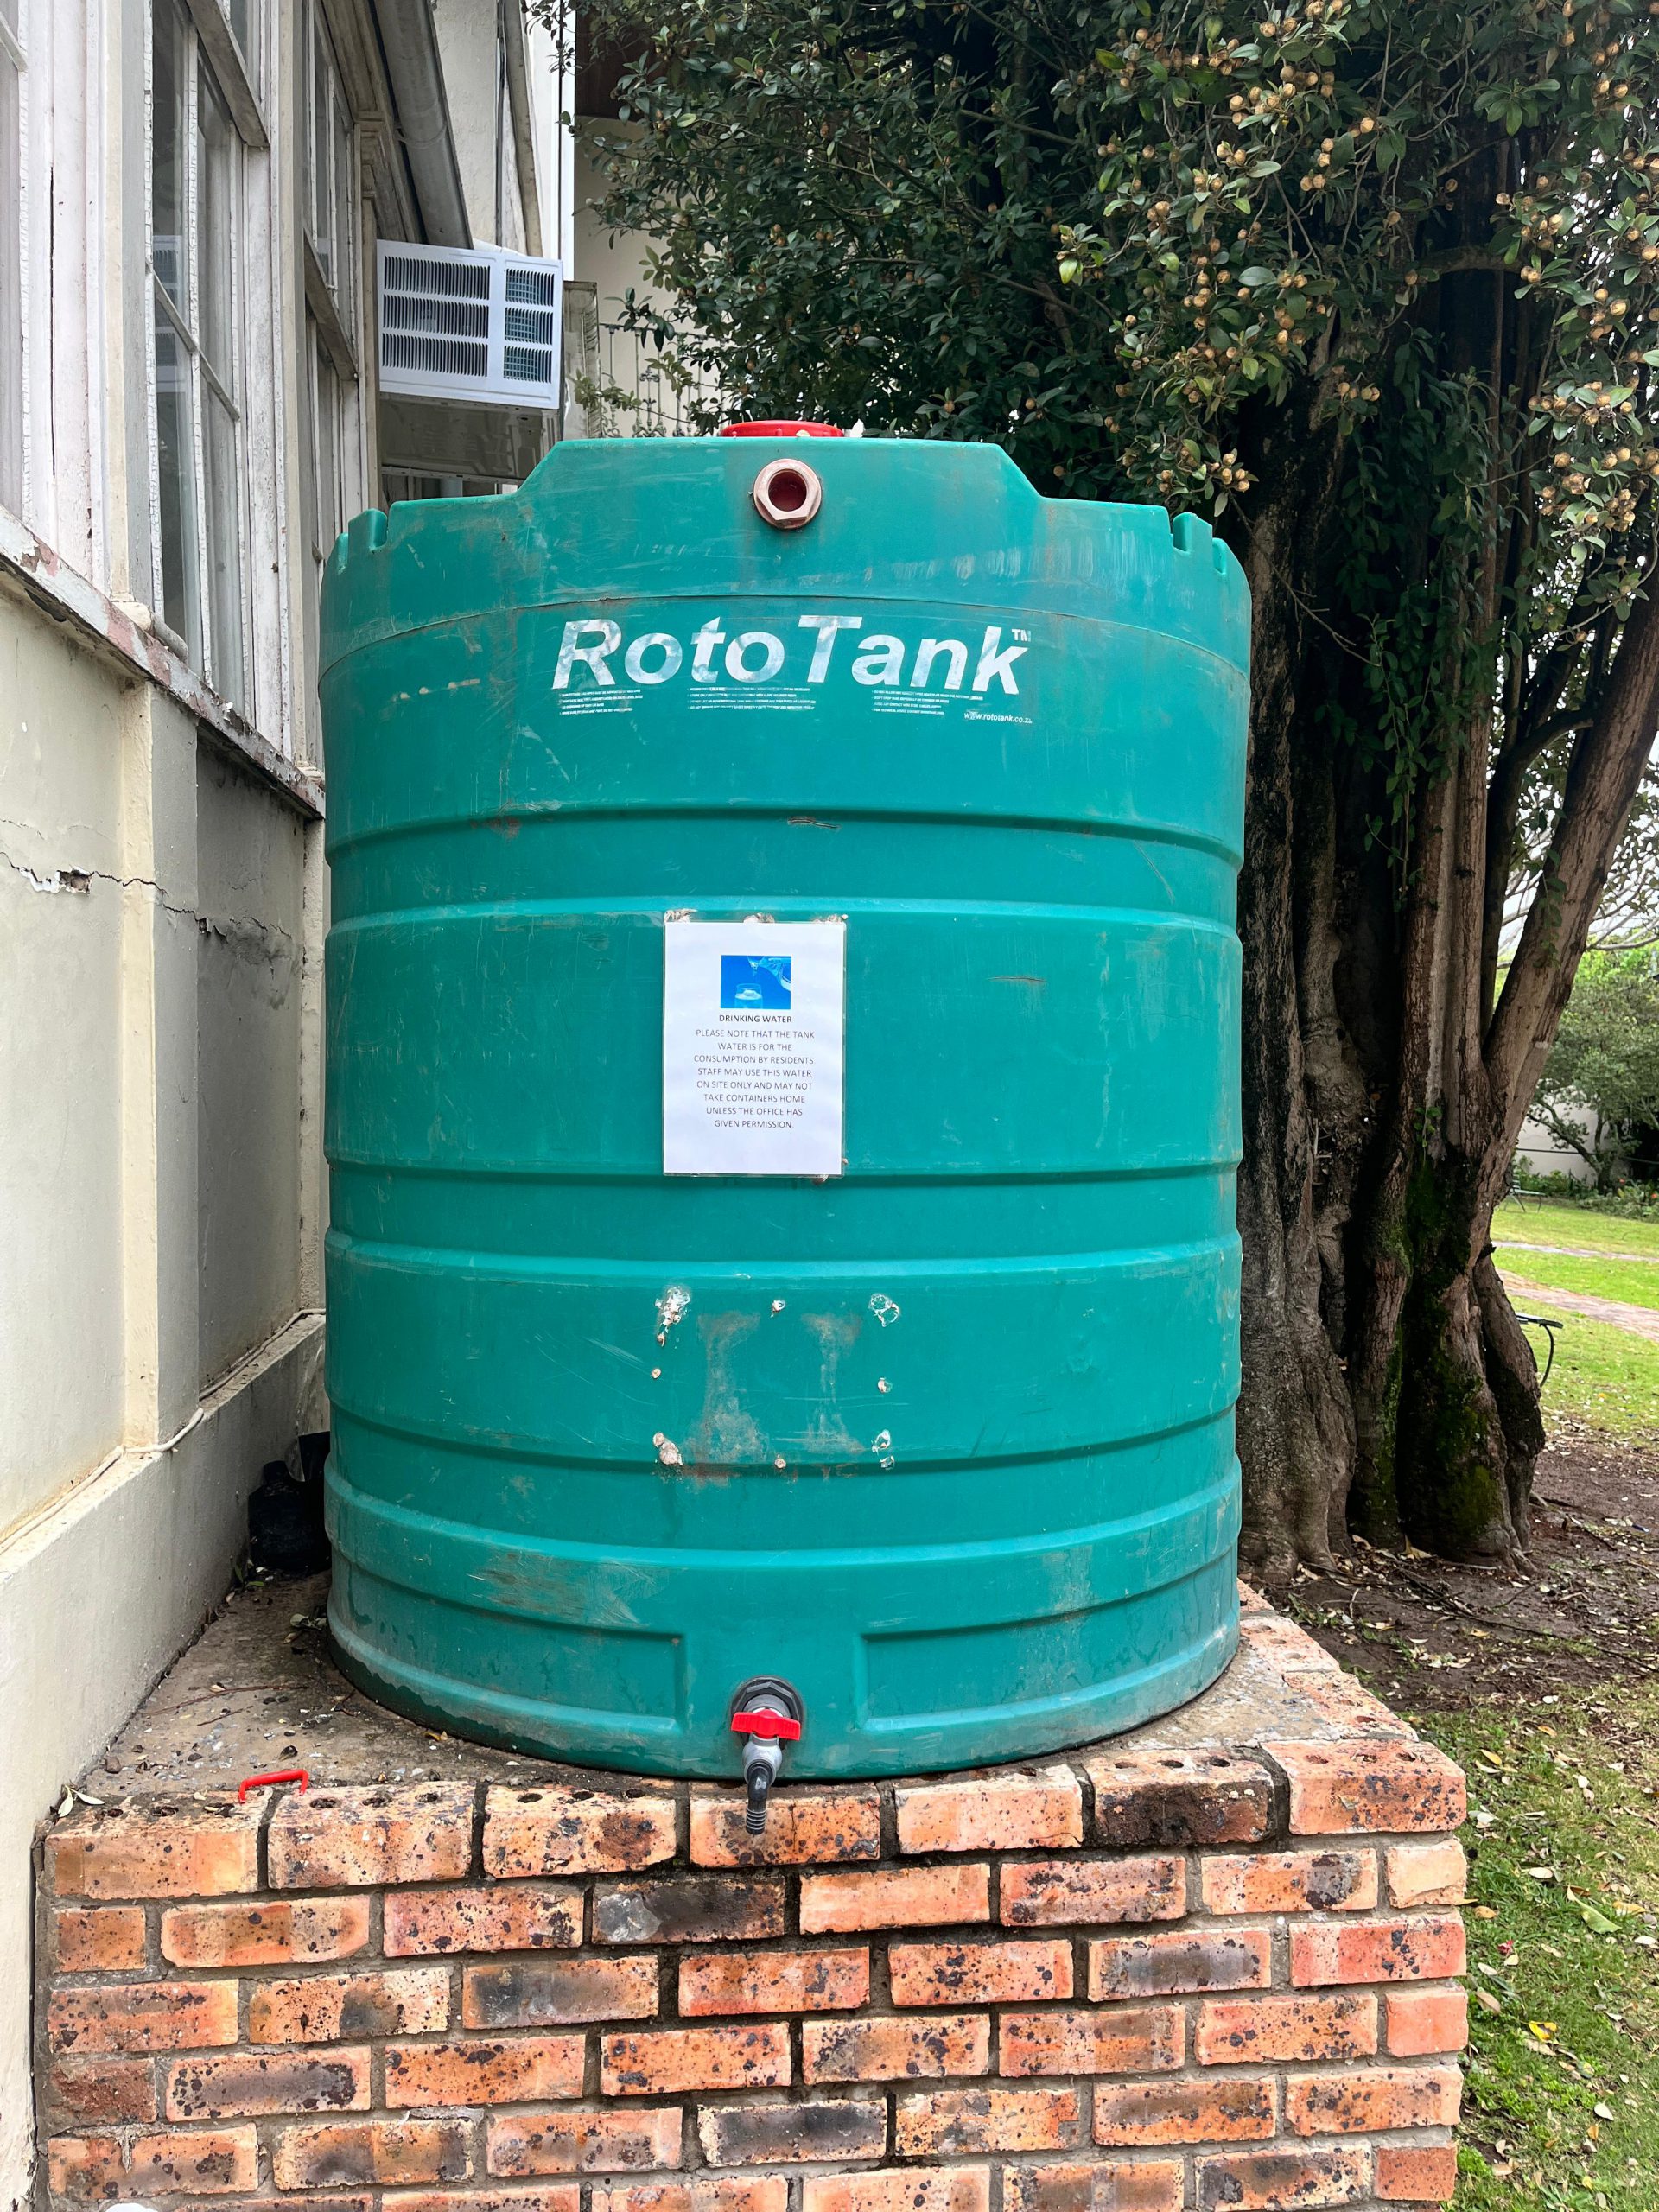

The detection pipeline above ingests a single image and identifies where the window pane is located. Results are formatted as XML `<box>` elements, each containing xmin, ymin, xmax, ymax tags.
<box><xmin>0</xmin><ymin>39</ymin><xmax>21</xmax><ymax>512</ymax></box>
<box><xmin>198</xmin><ymin>64</ymin><xmax>237</xmax><ymax>387</ymax></box>
<box><xmin>203</xmin><ymin>385</ymin><xmax>245</xmax><ymax>706</ymax></box>
<box><xmin>309</xmin><ymin>20</ymin><xmax>334</xmax><ymax>286</ymax></box>
<box><xmin>315</xmin><ymin>348</ymin><xmax>339</xmax><ymax>554</ymax></box>
<box><xmin>151</xmin><ymin>0</ymin><xmax>189</xmax><ymax>316</ymax></box>
<box><xmin>154</xmin><ymin>290</ymin><xmax>200</xmax><ymax>658</ymax></box>
<box><xmin>332</xmin><ymin>84</ymin><xmax>353</xmax><ymax>318</ymax></box>
<box><xmin>223</xmin><ymin>0</ymin><xmax>258</xmax><ymax>92</ymax></box>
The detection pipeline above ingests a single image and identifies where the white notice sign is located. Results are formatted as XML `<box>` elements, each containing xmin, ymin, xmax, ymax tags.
<box><xmin>663</xmin><ymin>919</ymin><xmax>846</xmax><ymax>1177</ymax></box>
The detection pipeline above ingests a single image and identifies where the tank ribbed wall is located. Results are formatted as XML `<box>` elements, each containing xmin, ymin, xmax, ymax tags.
<box><xmin>319</xmin><ymin>435</ymin><xmax>1250</xmax><ymax>1777</ymax></box>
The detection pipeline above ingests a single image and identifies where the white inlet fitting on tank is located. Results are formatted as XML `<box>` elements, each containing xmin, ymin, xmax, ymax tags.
<box><xmin>752</xmin><ymin>457</ymin><xmax>823</xmax><ymax>531</ymax></box>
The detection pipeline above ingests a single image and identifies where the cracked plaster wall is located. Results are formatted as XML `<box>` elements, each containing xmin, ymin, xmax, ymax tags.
<box><xmin>0</xmin><ymin>577</ymin><xmax>327</xmax><ymax>2212</ymax></box>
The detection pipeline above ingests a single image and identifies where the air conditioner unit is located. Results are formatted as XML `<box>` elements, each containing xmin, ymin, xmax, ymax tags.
<box><xmin>377</xmin><ymin>241</ymin><xmax>563</xmax><ymax>408</ymax></box>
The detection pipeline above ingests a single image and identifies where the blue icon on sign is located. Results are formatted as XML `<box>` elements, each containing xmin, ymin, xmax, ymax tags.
<box><xmin>721</xmin><ymin>955</ymin><xmax>792</xmax><ymax>1009</ymax></box>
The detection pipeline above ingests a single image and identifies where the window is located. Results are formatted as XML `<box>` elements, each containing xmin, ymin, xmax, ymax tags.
<box><xmin>297</xmin><ymin>3</ymin><xmax>359</xmax><ymax>759</ymax></box>
<box><xmin>221</xmin><ymin>0</ymin><xmax>258</xmax><ymax>97</ymax></box>
<box><xmin>306</xmin><ymin>3</ymin><xmax>354</xmax><ymax>325</ymax></box>
<box><xmin>149</xmin><ymin>0</ymin><xmax>247</xmax><ymax>708</ymax></box>
<box><xmin>0</xmin><ymin>0</ymin><xmax>22</xmax><ymax>513</ymax></box>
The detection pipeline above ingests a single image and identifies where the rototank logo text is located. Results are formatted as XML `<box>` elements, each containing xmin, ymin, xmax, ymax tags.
<box><xmin>551</xmin><ymin>613</ymin><xmax>1030</xmax><ymax>696</ymax></box>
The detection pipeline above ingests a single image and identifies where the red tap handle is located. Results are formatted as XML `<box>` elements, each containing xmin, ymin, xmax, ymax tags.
<box><xmin>731</xmin><ymin>1710</ymin><xmax>802</xmax><ymax>1743</ymax></box>
<box><xmin>238</xmin><ymin>1769</ymin><xmax>309</xmax><ymax>1801</ymax></box>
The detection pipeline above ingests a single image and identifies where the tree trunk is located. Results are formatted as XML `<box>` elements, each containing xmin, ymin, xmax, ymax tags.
<box><xmin>1231</xmin><ymin>420</ymin><xmax>1357</xmax><ymax>1589</ymax></box>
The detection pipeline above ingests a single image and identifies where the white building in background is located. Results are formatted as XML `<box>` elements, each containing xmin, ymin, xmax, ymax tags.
<box><xmin>0</xmin><ymin>3</ymin><xmax>557</xmax><ymax>2202</ymax></box>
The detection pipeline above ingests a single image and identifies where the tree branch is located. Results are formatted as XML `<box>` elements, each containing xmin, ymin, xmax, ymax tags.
<box><xmin>1486</xmin><ymin>575</ymin><xmax>1659</xmax><ymax>1146</ymax></box>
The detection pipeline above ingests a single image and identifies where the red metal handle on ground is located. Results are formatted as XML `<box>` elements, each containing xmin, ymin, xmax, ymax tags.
<box><xmin>238</xmin><ymin>1768</ymin><xmax>309</xmax><ymax>1801</ymax></box>
<box><xmin>730</xmin><ymin>1711</ymin><xmax>802</xmax><ymax>1742</ymax></box>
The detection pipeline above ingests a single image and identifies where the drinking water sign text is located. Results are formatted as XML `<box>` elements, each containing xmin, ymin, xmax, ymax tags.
<box><xmin>663</xmin><ymin>920</ymin><xmax>846</xmax><ymax>1177</ymax></box>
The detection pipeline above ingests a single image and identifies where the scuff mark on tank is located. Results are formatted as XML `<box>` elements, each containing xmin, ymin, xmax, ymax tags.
<box><xmin>877</xmin><ymin>1377</ymin><xmax>892</xmax><ymax>1394</ymax></box>
<box><xmin>799</xmin><ymin>1311</ymin><xmax>863</xmax><ymax>1460</ymax></box>
<box><xmin>689</xmin><ymin>1311</ymin><xmax>765</xmax><ymax>1466</ymax></box>
<box><xmin>655</xmin><ymin>1284</ymin><xmax>691</xmax><ymax>1345</ymax></box>
<box><xmin>655</xmin><ymin>1436</ymin><xmax>683</xmax><ymax>1466</ymax></box>
<box><xmin>871</xmin><ymin>1430</ymin><xmax>892</xmax><ymax>1453</ymax></box>
<box><xmin>868</xmin><ymin>1294</ymin><xmax>901</xmax><ymax>1328</ymax></box>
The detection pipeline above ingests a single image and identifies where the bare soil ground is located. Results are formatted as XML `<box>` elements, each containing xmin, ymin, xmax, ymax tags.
<box><xmin>1291</xmin><ymin>1429</ymin><xmax>1659</xmax><ymax>1713</ymax></box>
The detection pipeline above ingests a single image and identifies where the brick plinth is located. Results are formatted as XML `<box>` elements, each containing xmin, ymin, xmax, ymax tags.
<box><xmin>36</xmin><ymin>1599</ymin><xmax>1465</xmax><ymax>2212</ymax></box>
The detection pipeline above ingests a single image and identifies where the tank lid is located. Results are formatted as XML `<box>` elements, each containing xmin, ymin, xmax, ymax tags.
<box><xmin>719</xmin><ymin>419</ymin><xmax>845</xmax><ymax>438</ymax></box>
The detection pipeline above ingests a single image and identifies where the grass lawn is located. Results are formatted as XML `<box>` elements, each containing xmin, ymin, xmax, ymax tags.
<box><xmin>1500</xmin><ymin>1248</ymin><xmax>1659</xmax><ymax>1313</ymax></box>
<box><xmin>1510</xmin><ymin>1305</ymin><xmax>1659</xmax><ymax>1442</ymax></box>
<box><xmin>1428</xmin><ymin>1692</ymin><xmax>1659</xmax><ymax>2209</ymax></box>
<box><xmin>1495</xmin><ymin>1196</ymin><xmax>1659</xmax><ymax>1262</ymax></box>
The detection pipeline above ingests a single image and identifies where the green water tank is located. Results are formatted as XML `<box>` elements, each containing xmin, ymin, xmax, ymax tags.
<box><xmin>319</xmin><ymin>429</ymin><xmax>1249</xmax><ymax>1779</ymax></box>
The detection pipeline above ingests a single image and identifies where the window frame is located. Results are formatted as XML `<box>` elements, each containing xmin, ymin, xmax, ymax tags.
<box><xmin>0</xmin><ymin>0</ymin><xmax>25</xmax><ymax>516</ymax></box>
<box><xmin>146</xmin><ymin>0</ymin><xmax>257</xmax><ymax>712</ymax></box>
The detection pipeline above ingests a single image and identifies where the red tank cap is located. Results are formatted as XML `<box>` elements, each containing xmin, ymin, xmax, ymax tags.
<box><xmin>720</xmin><ymin>420</ymin><xmax>845</xmax><ymax>438</ymax></box>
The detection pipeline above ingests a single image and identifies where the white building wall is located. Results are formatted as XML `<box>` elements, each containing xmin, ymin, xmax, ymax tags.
<box><xmin>0</xmin><ymin>3</ymin><xmax>550</xmax><ymax>2202</ymax></box>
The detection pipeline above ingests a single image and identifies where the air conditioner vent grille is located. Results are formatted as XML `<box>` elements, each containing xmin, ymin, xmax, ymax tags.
<box><xmin>377</xmin><ymin>241</ymin><xmax>563</xmax><ymax>407</ymax></box>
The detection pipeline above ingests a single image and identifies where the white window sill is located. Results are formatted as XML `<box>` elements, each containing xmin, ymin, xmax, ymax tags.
<box><xmin>0</xmin><ymin>506</ymin><xmax>324</xmax><ymax>818</ymax></box>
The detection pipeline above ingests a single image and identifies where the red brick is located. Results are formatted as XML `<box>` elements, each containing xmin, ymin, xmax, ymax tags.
<box><xmin>594</xmin><ymin>1875</ymin><xmax>785</xmax><ymax>1945</ymax></box>
<box><xmin>1384</xmin><ymin>1987</ymin><xmax>1468</xmax><ymax>2056</ymax></box>
<box><xmin>47</xmin><ymin>2135</ymin><xmax>126</xmax><ymax>2202</ymax></box>
<box><xmin>1195</xmin><ymin>2147</ymin><xmax>1370</xmax><ymax>2209</ymax></box>
<box><xmin>385</xmin><ymin>1883</ymin><xmax>583</xmax><ymax>1957</ymax></box>
<box><xmin>269</xmin><ymin>1784</ymin><xmax>476</xmax><ymax>1891</ymax></box>
<box><xmin>896</xmin><ymin>2088</ymin><xmax>1080</xmax><ymax>2156</ymax></box>
<box><xmin>598</xmin><ymin>2185</ymin><xmax>790</xmax><ymax>2212</ymax></box>
<box><xmin>679</xmin><ymin>1946</ymin><xmax>868</xmax><ymax>2017</ymax></box>
<box><xmin>1200</xmin><ymin>1851</ymin><xmax>1378</xmax><ymax>1916</ymax></box>
<box><xmin>1285</xmin><ymin>2064</ymin><xmax>1461</xmax><ymax>2135</ymax></box>
<box><xmin>895</xmin><ymin>1769</ymin><xmax>1083</xmax><ymax>1854</ymax></box>
<box><xmin>388</xmin><ymin>2196</ymin><xmax>579</xmax><ymax>2212</ymax></box>
<box><xmin>1267</xmin><ymin>1741</ymin><xmax>1465</xmax><ymax>1836</ymax></box>
<box><xmin>462</xmin><ymin>1957</ymin><xmax>658</xmax><ymax>2028</ymax></box>
<box><xmin>386</xmin><ymin>2037</ymin><xmax>587</xmax><ymax>2107</ymax></box>
<box><xmin>484</xmin><ymin>1786</ymin><xmax>677</xmax><ymax>1878</ymax></box>
<box><xmin>487</xmin><ymin>2108</ymin><xmax>683</xmax><ymax>2175</ymax></box>
<box><xmin>889</xmin><ymin>1940</ymin><xmax>1072</xmax><ymax>2007</ymax></box>
<box><xmin>1384</xmin><ymin>1840</ymin><xmax>1467</xmax><ymax>1909</ymax></box>
<box><xmin>1090</xmin><ymin>1927</ymin><xmax>1271</xmax><ymax>1999</ymax></box>
<box><xmin>1286</xmin><ymin>1672</ymin><xmax>1415</xmax><ymax>1738</ymax></box>
<box><xmin>1001</xmin><ymin>1857</ymin><xmax>1185</xmax><ymax>1928</ymax></box>
<box><xmin>689</xmin><ymin>1787</ymin><xmax>880</xmax><ymax>1867</ymax></box>
<box><xmin>1000</xmin><ymin>2006</ymin><xmax>1182</xmax><ymax>2077</ymax></box>
<box><xmin>804</xmin><ymin>2174</ymin><xmax>988</xmax><ymax>2212</ymax></box>
<box><xmin>600</xmin><ymin>2023</ymin><xmax>791</xmax><ymax>2096</ymax></box>
<box><xmin>250</xmin><ymin>1967</ymin><xmax>451</xmax><ymax>2044</ymax></box>
<box><xmin>800</xmin><ymin>1865</ymin><xmax>989</xmax><ymax>1934</ymax></box>
<box><xmin>130</xmin><ymin>2126</ymin><xmax>260</xmax><ymax>2196</ymax></box>
<box><xmin>1196</xmin><ymin>1994</ymin><xmax>1377</xmax><ymax>2065</ymax></box>
<box><xmin>54</xmin><ymin>1906</ymin><xmax>149</xmax><ymax>1971</ymax></box>
<box><xmin>803</xmin><ymin>2013</ymin><xmax>989</xmax><ymax>2084</ymax></box>
<box><xmin>48</xmin><ymin>1980</ymin><xmax>239</xmax><ymax>2055</ymax></box>
<box><xmin>1086</xmin><ymin>1753</ymin><xmax>1274</xmax><ymax>1847</ymax></box>
<box><xmin>1094</xmin><ymin>2077</ymin><xmax>1275</xmax><ymax>2146</ymax></box>
<box><xmin>162</xmin><ymin>1897</ymin><xmax>372</xmax><ymax>1967</ymax></box>
<box><xmin>274</xmin><ymin>2119</ymin><xmax>474</xmax><ymax>2190</ymax></box>
<box><xmin>163</xmin><ymin>2049</ymin><xmax>372</xmax><ymax>2120</ymax></box>
<box><xmin>1373</xmin><ymin>2144</ymin><xmax>1459</xmax><ymax>2203</ymax></box>
<box><xmin>47</xmin><ymin>1797</ymin><xmax>263</xmax><ymax>1900</ymax></box>
<box><xmin>1290</xmin><ymin>1915</ymin><xmax>1465</xmax><ymax>1988</ymax></box>
<box><xmin>1002</xmin><ymin>2162</ymin><xmax>1184</xmax><ymax>2212</ymax></box>
<box><xmin>698</xmin><ymin>2100</ymin><xmax>887</xmax><ymax>2166</ymax></box>
<box><xmin>46</xmin><ymin>2055</ymin><xmax>159</xmax><ymax>2126</ymax></box>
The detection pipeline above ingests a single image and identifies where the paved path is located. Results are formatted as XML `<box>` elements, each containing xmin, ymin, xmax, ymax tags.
<box><xmin>1499</xmin><ymin>1238</ymin><xmax>1659</xmax><ymax>1264</ymax></box>
<box><xmin>1502</xmin><ymin>1274</ymin><xmax>1659</xmax><ymax>1346</ymax></box>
